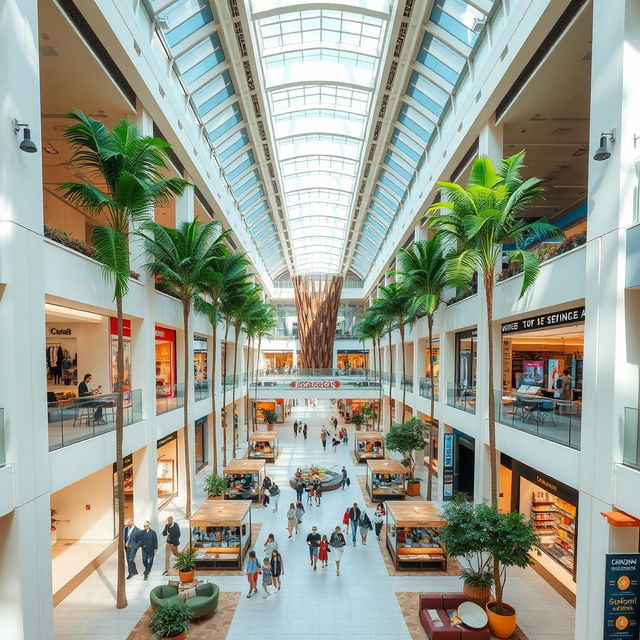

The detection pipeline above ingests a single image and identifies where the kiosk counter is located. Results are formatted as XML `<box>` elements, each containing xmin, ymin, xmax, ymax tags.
<box><xmin>354</xmin><ymin>432</ymin><xmax>385</xmax><ymax>462</ymax></box>
<box><xmin>366</xmin><ymin>459</ymin><xmax>408</xmax><ymax>501</ymax></box>
<box><xmin>248</xmin><ymin>432</ymin><xmax>279</xmax><ymax>462</ymax></box>
<box><xmin>223</xmin><ymin>459</ymin><xmax>265</xmax><ymax>501</ymax></box>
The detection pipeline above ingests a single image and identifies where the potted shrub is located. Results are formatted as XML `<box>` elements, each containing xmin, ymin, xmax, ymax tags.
<box><xmin>203</xmin><ymin>474</ymin><xmax>227</xmax><ymax>500</ymax></box>
<box><xmin>384</xmin><ymin>417</ymin><xmax>427</xmax><ymax>496</ymax></box>
<box><xmin>173</xmin><ymin>549</ymin><xmax>197</xmax><ymax>584</ymax></box>
<box><xmin>485</xmin><ymin>508</ymin><xmax>539</xmax><ymax>638</ymax></box>
<box><xmin>352</xmin><ymin>410</ymin><xmax>365</xmax><ymax>431</ymax></box>
<box><xmin>260</xmin><ymin>408</ymin><xmax>278</xmax><ymax>431</ymax></box>
<box><xmin>440</xmin><ymin>495</ymin><xmax>494</xmax><ymax>606</ymax></box>
<box><xmin>148</xmin><ymin>600</ymin><xmax>192</xmax><ymax>640</ymax></box>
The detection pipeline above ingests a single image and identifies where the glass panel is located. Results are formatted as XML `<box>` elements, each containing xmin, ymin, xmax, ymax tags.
<box><xmin>193</xmin><ymin>70</ymin><xmax>235</xmax><ymax>117</ymax></box>
<box><xmin>206</xmin><ymin>102</ymin><xmax>242</xmax><ymax>141</ymax></box>
<box><xmin>432</xmin><ymin>0</ymin><xmax>481</xmax><ymax>48</ymax></box>
<box><xmin>164</xmin><ymin>0</ymin><xmax>213</xmax><ymax>48</ymax></box>
<box><xmin>407</xmin><ymin>71</ymin><xmax>446</xmax><ymax>117</ymax></box>
<box><xmin>176</xmin><ymin>32</ymin><xmax>225</xmax><ymax>88</ymax></box>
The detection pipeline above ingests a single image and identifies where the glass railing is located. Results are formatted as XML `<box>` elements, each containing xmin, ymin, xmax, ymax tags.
<box><xmin>447</xmin><ymin>382</ymin><xmax>476</xmax><ymax>414</ymax></box>
<box><xmin>223</xmin><ymin>374</ymin><xmax>239</xmax><ymax>388</ymax></box>
<box><xmin>156</xmin><ymin>383</ymin><xmax>185</xmax><ymax>415</ymax></box>
<box><xmin>419</xmin><ymin>378</ymin><xmax>439</xmax><ymax>401</ymax></box>
<box><xmin>254</xmin><ymin>368</ymin><xmax>376</xmax><ymax>378</ymax></box>
<box><xmin>381</xmin><ymin>372</ymin><xmax>391</xmax><ymax>385</ymax></box>
<box><xmin>496</xmin><ymin>391</ymin><xmax>581</xmax><ymax>450</ymax></box>
<box><xmin>401</xmin><ymin>375</ymin><xmax>414</xmax><ymax>391</ymax></box>
<box><xmin>0</xmin><ymin>408</ymin><xmax>4</xmax><ymax>466</ymax></box>
<box><xmin>194</xmin><ymin>380</ymin><xmax>211</xmax><ymax>402</ymax></box>
<box><xmin>623</xmin><ymin>407</ymin><xmax>639</xmax><ymax>469</ymax></box>
<box><xmin>48</xmin><ymin>390</ymin><xmax>142</xmax><ymax>451</ymax></box>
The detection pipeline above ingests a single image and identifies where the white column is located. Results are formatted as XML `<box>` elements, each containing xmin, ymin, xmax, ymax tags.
<box><xmin>133</xmin><ymin>447</ymin><xmax>158</xmax><ymax>532</ymax></box>
<box><xmin>175</xmin><ymin>175</ymin><xmax>194</xmax><ymax>226</ymax></box>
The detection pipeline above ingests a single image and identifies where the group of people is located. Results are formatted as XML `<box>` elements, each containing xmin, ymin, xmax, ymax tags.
<box><xmin>122</xmin><ymin>515</ymin><xmax>181</xmax><ymax>581</ymax></box>
<box><xmin>305</xmin><ymin>525</ymin><xmax>346</xmax><ymax>574</ymax></box>
<box><xmin>262</xmin><ymin>475</ymin><xmax>281</xmax><ymax>512</ymax></box>
<box><xmin>244</xmin><ymin>533</ymin><xmax>285</xmax><ymax>598</ymax></box>
<box><xmin>341</xmin><ymin>502</ymin><xmax>386</xmax><ymax>544</ymax></box>
<box><xmin>292</xmin><ymin>421</ymin><xmax>308</xmax><ymax>438</ymax></box>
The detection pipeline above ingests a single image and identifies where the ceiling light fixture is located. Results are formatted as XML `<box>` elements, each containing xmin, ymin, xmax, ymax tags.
<box><xmin>45</xmin><ymin>303</ymin><xmax>103</xmax><ymax>322</ymax></box>
<box><xmin>14</xmin><ymin>120</ymin><xmax>38</xmax><ymax>153</ymax></box>
<box><xmin>593</xmin><ymin>130</ymin><xmax>615</xmax><ymax>161</ymax></box>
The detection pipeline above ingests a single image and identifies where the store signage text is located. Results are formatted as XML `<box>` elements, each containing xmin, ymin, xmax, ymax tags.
<box><xmin>536</xmin><ymin>475</ymin><xmax>558</xmax><ymax>493</ymax></box>
<box><xmin>443</xmin><ymin>433</ymin><xmax>454</xmax><ymax>501</ymax></box>
<box><xmin>502</xmin><ymin>306</ymin><xmax>585</xmax><ymax>334</ymax></box>
<box><xmin>289</xmin><ymin>380</ymin><xmax>341</xmax><ymax>389</ymax></box>
<box><xmin>50</xmin><ymin>328</ymin><xmax>72</xmax><ymax>335</ymax></box>
<box><xmin>603</xmin><ymin>553</ymin><xmax>640</xmax><ymax>640</ymax></box>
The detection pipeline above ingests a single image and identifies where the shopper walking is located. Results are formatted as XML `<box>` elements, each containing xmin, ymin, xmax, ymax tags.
<box><xmin>286</xmin><ymin>503</ymin><xmax>297</xmax><ymax>537</ymax></box>
<box><xmin>263</xmin><ymin>532</ymin><xmax>278</xmax><ymax>556</ymax></box>
<box><xmin>315</xmin><ymin>482</ymin><xmax>322</xmax><ymax>506</ymax></box>
<box><xmin>270</xmin><ymin>482</ymin><xmax>281</xmax><ymax>512</ymax></box>
<box><xmin>295</xmin><ymin>478</ymin><xmax>304</xmax><ymax>504</ymax></box>
<box><xmin>341</xmin><ymin>466</ymin><xmax>348</xmax><ymax>489</ymax></box>
<box><xmin>373</xmin><ymin>504</ymin><xmax>385</xmax><ymax>540</ymax></box>
<box><xmin>348</xmin><ymin>503</ymin><xmax>361</xmax><ymax>546</ymax></box>
<box><xmin>342</xmin><ymin>508</ymin><xmax>350</xmax><ymax>534</ymax></box>
<box><xmin>261</xmin><ymin>557</ymin><xmax>273</xmax><ymax>598</ymax></box>
<box><xmin>124</xmin><ymin>519</ymin><xmax>141</xmax><ymax>579</ymax></box>
<box><xmin>295</xmin><ymin>502</ymin><xmax>305</xmax><ymax>526</ymax></box>
<box><xmin>161</xmin><ymin>515</ymin><xmax>181</xmax><ymax>575</ymax></box>
<box><xmin>303</xmin><ymin>423</ymin><xmax>308</xmax><ymax>439</ymax></box>
<box><xmin>245</xmin><ymin>550</ymin><xmax>260</xmax><ymax>598</ymax></box>
<box><xmin>318</xmin><ymin>534</ymin><xmax>330</xmax><ymax>569</ymax></box>
<box><xmin>329</xmin><ymin>526</ymin><xmax>346</xmax><ymax>576</ymax></box>
<box><xmin>270</xmin><ymin>550</ymin><xmax>284</xmax><ymax>590</ymax></box>
<box><xmin>306</xmin><ymin>525</ymin><xmax>321</xmax><ymax>570</ymax></box>
<box><xmin>139</xmin><ymin>520</ymin><xmax>158</xmax><ymax>581</ymax></box>
<box><xmin>359</xmin><ymin>510</ymin><xmax>373</xmax><ymax>544</ymax></box>
<box><xmin>332</xmin><ymin>436</ymin><xmax>340</xmax><ymax>452</ymax></box>
<box><xmin>294</xmin><ymin>421</ymin><xmax>298</xmax><ymax>437</ymax></box>
<box><xmin>343</xmin><ymin>429</ymin><xmax>349</xmax><ymax>445</ymax></box>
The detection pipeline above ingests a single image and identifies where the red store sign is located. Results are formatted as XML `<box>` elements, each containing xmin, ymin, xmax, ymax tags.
<box><xmin>290</xmin><ymin>380</ymin><xmax>341</xmax><ymax>389</ymax></box>
<box><xmin>109</xmin><ymin>317</ymin><xmax>131</xmax><ymax>338</ymax></box>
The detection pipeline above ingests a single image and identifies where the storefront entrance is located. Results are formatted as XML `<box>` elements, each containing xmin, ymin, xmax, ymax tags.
<box><xmin>157</xmin><ymin>432</ymin><xmax>178</xmax><ymax>508</ymax></box>
<box><xmin>195</xmin><ymin>417</ymin><xmax>207</xmax><ymax>471</ymax></box>
<box><xmin>337</xmin><ymin>350</ymin><xmax>369</xmax><ymax>370</ymax></box>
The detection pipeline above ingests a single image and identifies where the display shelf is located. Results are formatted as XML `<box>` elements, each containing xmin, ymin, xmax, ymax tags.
<box><xmin>366</xmin><ymin>460</ymin><xmax>408</xmax><ymax>502</ymax></box>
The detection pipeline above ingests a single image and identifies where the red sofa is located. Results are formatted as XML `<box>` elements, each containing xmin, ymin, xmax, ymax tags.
<box><xmin>419</xmin><ymin>593</ymin><xmax>490</xmax><ymax>640</ymax></box>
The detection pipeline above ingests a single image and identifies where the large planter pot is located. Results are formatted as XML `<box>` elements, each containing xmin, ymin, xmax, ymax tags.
<box><xmin>179</xmin><ymin>570</ymin><xmax>195</xmax><ymax>584</ymax></box>
<box><xmin>406</xmin><ymin>482</ymin><xmax>420</xmax><ymax>497</ymax></box>
<box><xmin>486</xmin><ymin>601</ymin><xmax>517</xmax><ymax>638</ymax></box>
<box><xmin>161</xmin><ymin>633</ymin><xmax>185</xmax><ymax>640</ymax></box>
<box><xmin>463</xmin><ymin>582</ymin><xmax>491</xmax><ymax>607</ymax></box>
<box><xmin>267</xmin><ymin>422</ymin><xmax>274</xmax><ymax>431</ymax></box>
<box><xmin>206</xmin><ymin>496</ymin><xmax>223</xmax><ymax>501</ymax></box>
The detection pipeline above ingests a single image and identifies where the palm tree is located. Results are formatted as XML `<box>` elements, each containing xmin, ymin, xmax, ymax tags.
<box><xmin>140</xmin><ymin>219</ymin><xmax>228</xmax><ymax>520</ymax></box>
<box><xmin>58</xmin><ymin>110</ymin><xmax>189</xmax><ymax>609</ymax></box>
<box><xmin>427</xmin><ymin>151</ymin><xmax>559</xmax><ymax>609</ymax></box>
<box><xmin>355</xmin><ymin>310</ymin><xmax>385</xmax><ymax>430</ymax></box>
<box><xmin>195</xmin><ymin>252</ymin><xmax>249</xmax><ymax>473</ymax></box>
<box><xmin>252</xmin><ymin>303</ymin><xmax>277</xmax><ymax>432</ymax></box>
<box><xmin>396</xmin><ymin>233</ymin><xmax>452</xmax><ymax>499</ymax></box>
<box><xmin>372</xmin><ymin>282</ymin><xmax>413</xmax><ymax>429</ymax></box>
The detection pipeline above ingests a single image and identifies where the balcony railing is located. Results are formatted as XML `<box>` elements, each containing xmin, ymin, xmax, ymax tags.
<box><xmin>48</xmin><ymin>390</ymin><xmax>142</xmax><ymax>451</ymax></box>
<box><xmin>496</xmin><ymin>391</ymin><xmax>581</xmax><ymax>450</ymax></box>
<box><xmin>223</xmin><ymin>374</ymin><xmax>240</xmax><ymax>388</ymax></box>
<box><xmin>401</xmin><ymin>375</ymin><xmax>414</xmax><ymax>391</ymax></box>
<box><xmin>623</xmin><ymin>407</ymin><xmax>640</xmax><ymax>469</ymax></box>
<box><xmin>194</xmin><ymin>380</ymin><xmax>211</xmax><ymax>402</ymax></box>
<box><xmin>419</xmin><ymin>378</ymin><xmax>439</xmax><ymax>401</ymax></box>
<box><xmin>0</xmin><ymin>408</ymin><xmax>4</xmax><ymax>466</ymax></box>
<box><xmin>447</xmin><ymin>382</ymin><xmax>476</xmax><ymax>414</ymax></box>
<box><xmin>253</xmin><ymin>368</ymin><xmax>380</xmax><ymax>390</ymax></box>
<box><xmin>156</xmin><ymin>384</ymin><xmax>185</xmax><ymax>415</ymax></box>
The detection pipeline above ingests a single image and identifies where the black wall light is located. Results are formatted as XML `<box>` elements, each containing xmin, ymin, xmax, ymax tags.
<box><xmin>593</xmin><ymin>130</ymin><xmax>615</xmax><ymax>161</ymax></box>
<box><xmin>14</xmin><ymin>119</ymin><xmax>38</xmax><ymax>153</ymax></box>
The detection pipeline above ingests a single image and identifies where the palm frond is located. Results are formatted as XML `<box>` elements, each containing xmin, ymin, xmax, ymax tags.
<box><xmin>91</xmin><ymin>225</ymin><xmax>130</xmax><ymax>300</ymax></box>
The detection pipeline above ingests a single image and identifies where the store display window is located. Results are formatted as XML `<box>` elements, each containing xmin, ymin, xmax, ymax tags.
<box><xmin>455</xmin><ymin>329</ymin><xmax>477</xmax><ymax>390</ymax></box>
<box><xmin>190</xmin><ymin>501</ymin><xmax>252</xmax><ymax>569</ymax></box>
<box><xmin>110</xmin><ymin>318</ymin><xmax>132</xmax><ymax>392</ymax></box>
<box><xmin>337</xmin><ymin>350</ymin><xmax>369</xmax><ymax>370</ymax></box>
<box><xmin>248</xmin><ymin>432</ymin><xmax>278</xmax><ymax>461</ymax></box>
<box><xmin>223</xmin><ymin>459</ymin><xmax>265</xmax><ymax>501</ymax></box>
<box><xmin>194</xmin><ymin>335</ymin><xmax>208</xmax><ymax>386</ymax></box>
<box><xmin>157</xmin><ymin>432</ymin><xmax>177</xmax><ymax>507</ymax></box>
<box><xmin>195</xmin><ymin>417</ymin><xmax>207</xmax><ymax>471</ymax></box>
<box><xmin>354</xmin><ymin>432</ymin><xmax>385</xmax><ymax>462</ymax></box>
<box><xmin>386</xmin><ymin>502</ymin><xmax>447</xmax><ymax>570</ymax></box>
<box><xmin>366</xmin><ymin>460</ymin><xmax>408</xmax><ymax>501</ymax></box>
<box><xmin>112</xmin><ymin>454</ymin><xmax>134</xmax><ymax>535</ymax></box>
<box><xmin>263</xmin><ymin>352</ymin><xmax>293</xmax><ymax>371</ymax></box>
<box><xmin>155</xmin><ymin>326</ymin><xmax>176</xmax><ymax>397</ymax></box>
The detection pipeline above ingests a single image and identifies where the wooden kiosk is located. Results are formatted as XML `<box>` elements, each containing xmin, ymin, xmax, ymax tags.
<box><xmin>190</xmin><ymin>500</ymin><xmax>252</xmax><ymax>569</ymax></box>
<box><xmin>223</xmin><ymin>459</ymin><xmax>265</xmax><ymax>501</ymax></box>
<box><xmin>386</xmin><ymin>501</ymin><xmax>447</xmax><ymax>570</ymax></box>
<box><xmin>248</xmin><ymin>432</ymin><xmax>278</xmax><ymax>462</ymax></box>
<box><xmin>354</xmin><ymin>432</ymin><xmax>385</xmax><ymax>462</ymax></box>
<box><xmin>366</xmin><ymin>459</ymin><xmax>408</xmax><ymax>501</ymax></box>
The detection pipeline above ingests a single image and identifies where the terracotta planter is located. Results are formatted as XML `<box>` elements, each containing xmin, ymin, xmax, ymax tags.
<box><xmin>406</xmin><ymin>482</ymin><xmax>420</xmax><ymax>496</ymax></box>
<box><xmin>179</xmin><ymin>570</ymin><xmax>195</xmax><ymax>584</ymax></box>
<box><xmin>463</xmin><ymin>582</ymin><xmax>491</xmax><ymax>607</ymax></box>
<box><xmin>267</xmin><ymin>422</ymin><xmax>274</xmax><ymax>431</ymax></box>
<box><xmin>161</xmin><ymin>633</ymin><xmax>185</xmax><ymax>640</ymax></box>
<box><xmin>486</xmin><ymin>601</ymin><xmax>517</xmax><ymax>638</ymax></box>
<box><xmin>206</xmin><ymin>496</ymin><xmax>223</xmax><ymax>501</ymax></box>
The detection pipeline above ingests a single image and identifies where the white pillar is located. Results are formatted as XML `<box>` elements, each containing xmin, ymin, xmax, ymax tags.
<box><xmin>175</xmin><ymin>175</ymin><xmax>194</xmax><ymax>226</ymax></box>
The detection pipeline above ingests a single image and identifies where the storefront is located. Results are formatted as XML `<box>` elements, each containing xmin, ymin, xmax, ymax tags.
<box><xmin>263</xmin><ymin>351</ymin><xmax>293</xmax><ymax>371</ymax></box>
<box><xmin>500</xmin><ymin>455</ymin><xmax>578</xmax><ymax>600</ymax></box>
<box><xmin>337</xmin><ymin>349</ymin><xmax>369</xmax><ymax>370</ymax></box>
<box><xmin>195</xmin><ymin>416</ymin><xmax>207</xmax><ymax>471</ymax></box>
<box><xmin>255</xmin><ymin>399</ymin><xmax>285</xmax><ymax>423</ymax></box>
<box><xmin>455</xmin><ymin>328</ymin><xmax>477</xmax><ymax>390</ymax></box>
<box><xmin>110</xmin><ymin>318</ymin><xmax>132</xmax><ymax>392</ymax></box>
<box><xmin>442</xmin><ymin>428</ymin><xmax>474</xmax><ymax>501</ymax></box>
<box><xmin>113</xmin><ymin>454</ymin><xmax>134</xmax><ymax>531</ymax></box>
<box><xmin>193</xmin><ymin>335</ymin><xmax>208</xmax><ymax>386</ymax></box>
<box><xmin>424</xmin><ymin>338</ymin><xmax>440</xmax><ymax>379</ymax></box>
<box><xmin>155</xmin><ymin>326</ymin><xmax>176</xmax><ymax>397</ymax></box>
<box><xmin>157</xmin><ymin>432</ymin><xmax>178</xmax><ymax>507</ymax></box>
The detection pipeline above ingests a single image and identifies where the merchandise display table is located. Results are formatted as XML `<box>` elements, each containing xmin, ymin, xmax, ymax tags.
<box><xmin>354</xmin><ymin>432</ymin><xmax>385</xmax><ymax>462</ymax></box>
<box><xmin>248</xmin><ymin>432</ymin><xmax>279</xmax><ymax>462</ymax></box>
<box><xmin>366</xmin><ymin>459</ymin><xmax>408</xmax><ymax>501</ymax></box>
<box><xmin>223</xmin><ymin>459</ymin><xmax>265</xmax><ymax>501</ymax></box>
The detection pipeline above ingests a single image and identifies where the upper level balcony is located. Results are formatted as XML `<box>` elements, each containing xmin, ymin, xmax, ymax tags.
<box><xmin>447</xmin><ymin>383</ymin><xmax>476</xmax><ymax>415</ymax></box>
<box><xmin>419</xmin><ymin>378</ymin><xmax>439</xmax><ymax>401</ymax></box>
<box><xmin>253</xmin><ymin>368</ymin><xmax>381</xmax><ymax>391</ymax></box>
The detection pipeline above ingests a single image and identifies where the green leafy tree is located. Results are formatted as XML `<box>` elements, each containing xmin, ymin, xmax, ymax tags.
<box><xmin>141</xmin><ymin>219</ymin><xmax>228</xmax><ymax>519</ymax></box>
<box><xmin>356</xmin><ymin>311</ymin><xmax>385</xmax><ymax>430</ymax></box>
<box><xmin>384</xmin><ymin>417</ymin><xmax>427</xmax><ymax>479</ymax></box>
<box><xmin>58</xmin><ymin>110</ymin><xmax>189</xmax><ymax>608</ymax></box>
<box><xmin>396</xmin><ymin>233</ymin><xmax>452</xmax><ymax>499</ymax></box>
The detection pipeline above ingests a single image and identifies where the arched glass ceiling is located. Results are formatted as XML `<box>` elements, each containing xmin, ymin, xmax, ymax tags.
<box><xmin>350</xmin><ymin>0</ymin><xmax>495</xmax><ymax>279</ymax></box>
<box><xmin>253</xmin><ymin>3</ymin><xmax>391</xmax><ymax>275</ymax></box>
<box><xmin>143</xmin><ymin>0</ymin><xmax>286</xmax><ymax>277</ymax></box>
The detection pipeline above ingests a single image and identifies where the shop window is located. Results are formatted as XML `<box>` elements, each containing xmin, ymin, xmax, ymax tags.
<box><xmin>156</xmin><ymin>326</ymin><xmax>177</xmax><ymax>397</ymax></box>
<box><xmin>157</xmin><ymin>432</ymin><xmax>178</xmax><ymax>507</ymax></box>
<box><xmin>455</xmin><ymin>329</ymin><xmax>477</xmax><ymax>389</ymax></box>
<box><xmin>337</xmin><ymin>350</ymin><xmax>368</xmax><ymax>370</ymax></box>
<box><xmin>195</xmin><ymin>417</ymin><xmax>207</xmax><ymax>471</ymax></box>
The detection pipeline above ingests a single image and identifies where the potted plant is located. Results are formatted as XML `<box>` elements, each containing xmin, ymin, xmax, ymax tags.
<box><xmin>260</xmin><ymin>408</ymin><xmax>278</xmax><ymax>431</ymax></box>
<box><xmin>440</xmin><ymin>495</ymin><xmax>494</xmax><ymax>606</ymax></box>
<box><xmin>384</xmin><ymin>417</ymin><xmax>427</xmax><ymax>496</ymax></box>
<box><xmin>148</xmin><ymin>600</ymin><xmax>192</xmax><ymax>640</ymax></box>
<box><xmin>485</xmin><ymin>508</ymin><xmax>539</xmax><ymax>638</ymax></box>
<box><xmin>203</xmin><ymin>474</ymin><xmax>227</xmax><ymax>500</ymax></box>
<box><xmin>352</xmin><ymin>410</ymin><xmax>365</xmax><ymax>431</ymax></box>
<box><xmin>173</xmin><ymin>550</ymin><xmax>197</xmax><ymax>584</ymax></box>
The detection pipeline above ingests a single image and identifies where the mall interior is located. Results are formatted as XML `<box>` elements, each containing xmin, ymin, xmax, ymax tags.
<box><xmin>1</xmin><ymin>0</ymin><xmax>640</xmax><ymax>639</ymax></box>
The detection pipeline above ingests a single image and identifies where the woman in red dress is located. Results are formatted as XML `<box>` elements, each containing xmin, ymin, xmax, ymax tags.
<box><xmin>342</xmin><ymin>509</ymin><xmax>350</xmax><ymax>534</ymax></box>
<box><xmin>318</xmin><ymin>534</ymin><xmax>330</xmax><ymax>568</ymax></box>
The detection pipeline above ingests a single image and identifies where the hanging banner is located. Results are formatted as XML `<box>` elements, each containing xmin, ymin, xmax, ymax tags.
<box><xmin>603</xmin><ymin>553</ymin><xmax>640</xmax><ymax>640</ymax></box>
<box><xmin>443</xmin><ymin>433</ymin><xmax>454</xmax><ymax>501</ymax></box>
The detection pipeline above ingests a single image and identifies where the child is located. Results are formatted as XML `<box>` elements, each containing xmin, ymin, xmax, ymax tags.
<box><xmin>342</xmin><ymin>508</ymin><xmax>350</xmax><ymax>534</ymax></box>
<box><xmin>261</xmin><ymin>557</ymin><xmax>273</xmax><ymax>598</ymax></box>
<box><xmin>318</xmin><ymin>534</ymin><xmax>330</xmax><ymax>568</ymax></box>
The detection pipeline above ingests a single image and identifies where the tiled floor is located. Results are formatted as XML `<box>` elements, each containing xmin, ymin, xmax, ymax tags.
<box><xmin>53</xmin><ymin>401</ymin><xmax>575</xmax><ymax>639</ymax></box>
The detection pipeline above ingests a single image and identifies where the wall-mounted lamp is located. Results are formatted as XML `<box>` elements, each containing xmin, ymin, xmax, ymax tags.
<box><xmin>593</xmin><ymin>130</ymin><xmax>615</xmax><ymax>161</ymax></box>
<box><xmin>14</xmin><ymin>119</ymin><xmax>38</xmax><ymax>153</ymax></box>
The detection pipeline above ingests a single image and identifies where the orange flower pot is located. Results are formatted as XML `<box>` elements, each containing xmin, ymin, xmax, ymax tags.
<box><xmin>406</xmin><ymin>482</ymin><xmax>421</xmax><ymax>497</ymax></box>
<box><xmin>179</xmin><ymin>570</ymin><xmax>195</xmax><ymax>584</ymax></box>
<box><xmin>486</xmin><ymin>601</ymin><xmax>517</xmax><ymax>638</ymax></box>
<box><xmin>161</xmin><ymin>633</ymin><xmax>185</xmax><ymax>640</ymax></box>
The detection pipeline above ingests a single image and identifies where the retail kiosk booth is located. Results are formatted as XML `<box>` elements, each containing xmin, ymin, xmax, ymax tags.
<box><xmin>386</xmin><ymin>501</ymin><xmax>447</xmax><ymax>570</ymax></box>
<box><xmin>223</xmin><ymin>459</ymin><xmax>265</xmax><ymax>501</ymax></box>
<box><xmin>354</xmin><ymin>432</ymin><xmax>385</xmax><ymax>462</ymax></box>
<box><xmin>366</xmin><ymin>459</ymin><xmax>407</xmax><ymax>501</ymax></box>
<box><xmin>248</xmin><ymin>432</ymin><xmax>279</xmax><ymax>462</ymax></box>
<box><xmin>190</xmin><ymin>500</ymin><xmax>252</xmax><ymax>569</ymax></box>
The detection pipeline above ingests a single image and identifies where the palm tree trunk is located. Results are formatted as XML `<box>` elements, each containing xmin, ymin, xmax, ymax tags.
<box><xmin>388</xmin><ymin>329</ymin><xmax>393</xmax><ymax>430</ymax></box>
<box><xmin>210</xmin><ymin>316</ymin><xmax>218</xmax><ymax>475</ymax></box>
<box><xmin>254</xmin><ymin>334</ymin><xmax>262</xmax><ymax>431</ymax></box>
<box><xmin>182</xmin><ymin>303</ymin><xmax>192</xmax><ymax>520</ymax></box>
<box><xmin>426</xmin><ymin>314</ymin><xmax>435</xmax><ymax>501</ymax></box>
<box><xmin>231</xmin><ymin>322</ymin><xmax>240</xmax><ymax>458</ymax></box>
<box><xmin>115</xmin><ymin>295</ymin><xmax>127</xmax><ymax>609</ymax></box>
<box><xmin>370</xmin><ymin>340</ymin><xmax>376</xmax><ymax>432</ymax></box>
<box><xmin>222</xmin><ymin>321</ymin><xmax>230</xmax><ymax>466</ymax></box>
<box><xmin>400</xmin><ymin>323</ymin><xmax>406</xmax><ymax>420</ymax></box>
<box><xmin>377</xmin><ymin>338</ymin><xmax>383</xmax><ymax>430</ymax></box>
<box><xmin>245</xmin><ymin>335</ymin><xmax>251</xmax><ymax>442</ymax></box>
